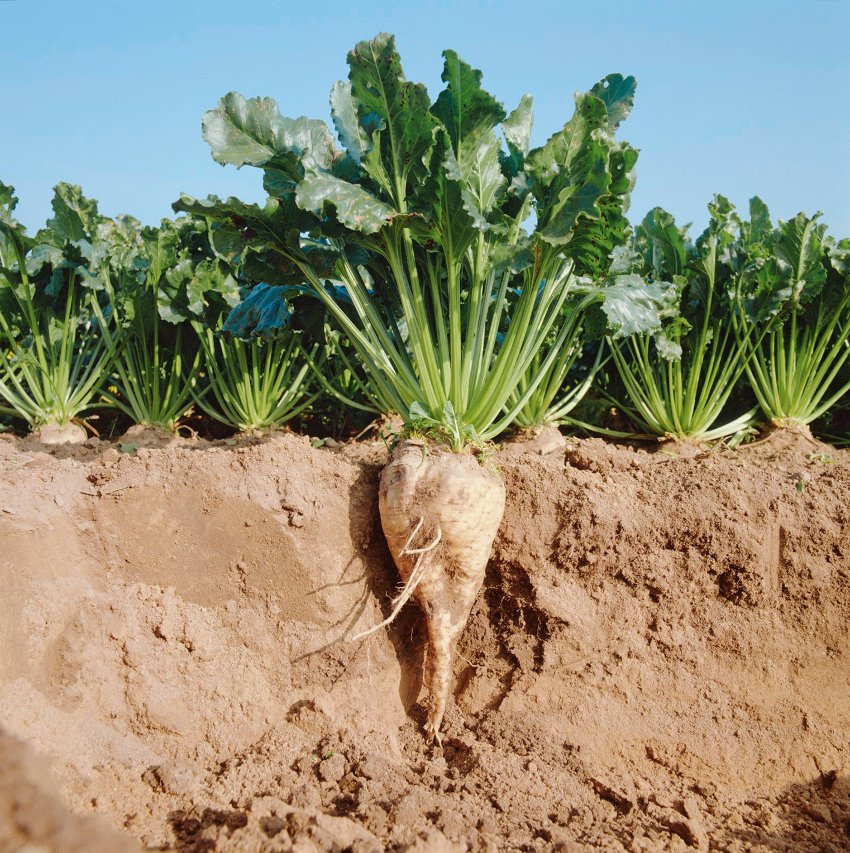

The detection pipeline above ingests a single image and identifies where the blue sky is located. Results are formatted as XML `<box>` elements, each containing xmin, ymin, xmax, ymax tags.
<box><xmin>2</xmin><ymin>0</ymin><xmax>849</xmax><ymax>238</ymax></box>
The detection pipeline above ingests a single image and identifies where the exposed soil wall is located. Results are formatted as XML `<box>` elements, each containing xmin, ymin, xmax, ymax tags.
<box><xmin>0</xmin><ymin>430</ymin><xmax>848</xmax><ymax>851</ymax></box>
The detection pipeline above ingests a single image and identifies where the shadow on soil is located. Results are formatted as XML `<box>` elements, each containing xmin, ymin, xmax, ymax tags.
<box><xmin>719</xmin><ymin>772</ymin><xmax>850</xmax><ymax>851</ymax></box>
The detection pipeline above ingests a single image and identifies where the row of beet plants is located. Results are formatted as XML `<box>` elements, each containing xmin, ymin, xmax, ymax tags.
<box><xmin>176</xmin><ymin>30</ymin><xmax>850</xmax><ymax>446</ymax></box>
<box><xmin>1</xmin><ymin>40</ymin><xmax>848</xmax><ymax>447</ymax></box>
<box><xmin>0</xmin><ymin>182</ymin><xmax>362</xmax><ymax>441</ymax></box>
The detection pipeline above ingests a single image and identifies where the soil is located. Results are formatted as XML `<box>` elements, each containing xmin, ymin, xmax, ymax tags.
<box><xmin>0</xmin><ymin>427</ymin><xmax>848</xmax><ymax>852</ymax></box>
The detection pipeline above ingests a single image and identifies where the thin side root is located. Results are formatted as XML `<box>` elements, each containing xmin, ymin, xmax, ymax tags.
<box><xmin>350</xmin><ymin>518</ymin><xmax>442</xmax><ymax>642</ymax></box>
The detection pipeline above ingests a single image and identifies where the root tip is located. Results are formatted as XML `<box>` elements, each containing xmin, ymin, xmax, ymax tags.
<box><xmin>424</xmin><ymin>721</ymin><xmax>443</xmax><ymax>748</ymax></box>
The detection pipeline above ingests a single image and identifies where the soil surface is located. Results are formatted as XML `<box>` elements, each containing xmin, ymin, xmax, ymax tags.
<box><xmin>1</xmin><ymin>427</ymin><xmax>848</xmax><ymax>852</ymax></box>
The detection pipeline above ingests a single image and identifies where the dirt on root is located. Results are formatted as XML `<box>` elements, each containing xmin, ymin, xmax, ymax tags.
<box><xmin>0</xmin><ymin>427</ymin><xmax>848</xmax><ymax>852</ymax></box>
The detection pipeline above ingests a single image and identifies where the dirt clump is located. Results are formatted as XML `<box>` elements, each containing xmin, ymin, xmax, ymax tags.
<box><xmin>0</xmin><ymin>429</ymin><xmax>848</xmax><ymax>851</ymax></box>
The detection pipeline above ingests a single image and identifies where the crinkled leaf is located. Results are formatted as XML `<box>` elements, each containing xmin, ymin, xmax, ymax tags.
<box><xmin>25</xmin><ymin>243</ymin><xmax>65</xmax><ymax>277</ymax></box>
<box><xmin>222</xmin><ymin>283</ymin><xmax>305</xmax><ymax>338</ymax></box>
<box><xmin>774</xmin><ymin>211</ymin><xmax>827</xmax><ymax>302</ymax></box>
<box><xmin>295</xmin><ymin>170</ymin><xmax>395</xmax><ymax>234</ymax></box>
<box><xmin>654</xmin><ymin>327</ymin><xmax>683</xmax><ymax>360</ymax></box>
<box><xmin>576</xmin><ymin>273</ymin><xmax>674</xmax><ymax>339</ymax></box>
<box><xmin>189</xmin><ymin>260</ymin><xmax>239</xmax><ymax>319</ymax></box>
<box><xmin>0</xmin><ymin>182</ymin><xmax>18</xmax><ymax>218</ymax></box>
<box><xmin>203</xmin><ymin>92</ymin><xmax>336</xmax><ymax>179</ymax></box>
<box><xmin>746</xmin><ymin>196</ymin><xmax>772</xmax><ymax>245</ymax></box>
<box><xmin>431</xmin><ymin>50</ymin><xmax>506</xmax><ymax>151</ymax></box>
<box><xmin>44</xmin><ymin>183</ymin><xmax>99</xmax><ymax>245</ymax></box>
<box><xmin>173</xmin><ymin>193</ymin><xmax>302</xmax><ymax>253</ymax></box>
<box><xmin>159</xmin><ymin>258</ymin><xmax>195</xmax><ymax>323</ymax></box>
<box><xmin>538</xmin><ymin>150</ymin><xmax>610</xmax><ymax>246</ymax></box>
<box><xmin>237</xmin><ymin>252</ymin><xmax>299</xmax><ymax>287</ymax></box>
<box><xmin>742</xmin><ymin>211</ymin><xmax>829</xmax><ymax>320</ymax></box>
<box><xmin>330</xmin><ymin>80</ymin><xmax>373</xmax><ymax>165</ymax></box>
<box><xmin>635</xmin><ymin>207</ymin><xmax>689</xmax><ymax>280</ymax></box>
<box><xmin>155</xmin><ymin>253</ymin><xmax>230</xmax><ymax>326</ymax></box>
<box><xmin>96</xmin><ymin>215</ymin><xmax>146</xmax><ymax>278</ymax></box>
<box><xmin>502</xmin><ymin>94</ymin><xmax>533</xmax><ymax>158</ymax></box>
<box><xmin>526</xmin><ymin>93</ymin><xmax>607</xmax><ymax>194</ymax></box>
<box><xmin>490</xmin><ymin>238</ymin><xmax>533</xmax><ymax>276</ymax></box>
<box><xmin>828</xmin><ymin>238</ymin><xmax>850</xmax><ymax>278</ymax></box>
<box><xmin>567</xmin><ymin>143</ymin><xmax>638</xmax><ymax>279</ymax></box>
<box><xmin>527</xmin><ymin>93</ymin><xmax>611</xmax><ymax>245</ymax></box>
<box><xmin>347</xmin><ymin>33</ymin><xmax>437</xmax><ymax>202</ymax></box>
<box><xmin>608</xmin><ymin>245</ymin><xmax>642</xmax><ymax>275</ymax></box>
<box><xmin>589</xmin><ymin>74</ymin><xmax>637</xmax><ymax>132</ymax></box>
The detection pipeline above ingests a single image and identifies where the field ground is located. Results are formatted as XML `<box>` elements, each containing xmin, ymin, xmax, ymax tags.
<box><xmin>0</xmin><ymin>427</ymin><xmax>848</xmax><ymax>851</ymax></box>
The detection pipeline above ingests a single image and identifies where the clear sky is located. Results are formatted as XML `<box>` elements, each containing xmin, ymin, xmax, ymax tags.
<box><xmin>2</xmin><ymin>0</ymin><xmax>849</xmax><ymax>239</ymax></box>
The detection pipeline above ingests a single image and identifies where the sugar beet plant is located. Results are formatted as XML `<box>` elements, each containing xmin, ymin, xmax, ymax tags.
<box><xmin>727</xmin><ymin>200</ymin><xmax>850</xmax><ymax>429</ymax></box>
<box><xmin>608</xmin><ymin>203</ymin><xmax>762</xmax><ymax>441</ymax></box>
<box><xmin>183</xmin><ymin>33</ymin><xmax>664</xmax><ymax>741</ymax></box>
<box><xmin>93</xmin><ymin>215</ymin><xmax>216</xmax><ymax>434</ymax></box>
<box><xmin>0</xmin><ymin>183</ymin><xmax>121</xmax><ymax>443</ymax></box>
<box><xmin>195</xmin><ymin>281</ymin><xmax>321</xmax><ymax>431</ymax></box>
<box><xmin>504</xmin><ymin>81</ymin><xmax>672</xmax><ymax>431</ymax></box>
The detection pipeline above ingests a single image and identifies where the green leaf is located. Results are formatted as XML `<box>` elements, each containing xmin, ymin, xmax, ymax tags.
<box><xmin>431</xmin><ymin>50</ymin><xmax>506</xmax><ymax>151</ymax></box>
<box><xmin>635</xmin><ymin>208</ymin><xmax>689</xmax><ymax>279</ymax></box>
<box><xmin>0</xmin><ymin>182</ymin><xmax>18</xmax><ymax>215</ymax></box>
<box><xmin>347</xmin><ymin>33</ymin><xmax>437</xmax><ymax>205</ymax></box>
<box><xmin>704</xmin><ymin>195</ymin><xmax>742</xmax><ymax>260</ymax></box>
<box><xmin>589</xmin><ymin>74</ymin><xmax>637</xmax><ymax>132</ymax></box>
<box><xmin>608</xmin><ymin>141</ymin><xmax>639</xmax><ymax>199</ymax></box>
<box><xmin>295</xmin><ymin>170</ymin><xmax>396</xmax><ymax>234</ymax></box>
<box><xmin>422</xmin><ymin>129</ymin><xmax>478</xmax><ymax>255</ymax></box>
<box><xmin>490</xmin><ymin>239</ymin><xmax>533</xmax><ymax>276</ymax></box>
<box><xmin>203</xmin><ymin>92</ymin><xmax>336</xmax><ymax>177</ymax></box>
<box><xmin>330</xmin><ymin>80</ymin><xmax>372</xmax><ymax>164</ymax></box>
<box><xmin>449</xmin><ymin>125</ymin><xmax>507</xmax><ymax>230</ymax></box>
<box><xmin>747</xmin><ymin>197</ymin><xmax>772</xmax><ymax>245</ymax></box>
<box><xmin>142</xmin><ymin>220</ymin><xmax>182</xmax><ymax>282</ymax></box>
<box><xmin>222</xmin><ymin>283</ymin><xmax>302</xmax><ymax>338</ymax></box>
<box><xmin>828</xmin><ymin>238</ymin><xmax>850</xmax><ymax>278</ymax></box>
<box><xmin>575</xmin><ymin>273</ymin><xmax>673</xmax><ymax>339</ymax></box>
<box><xmin>526</xmin><ymin>93</ymin><xmax>611</xmax><ymax>245</ymax></box>
<box><xmin>773</xmin><ymin>211</ymin><xmax>827</xmax><ymax>303</ymax></box>
<box><xmin>0</xmin><ymin>184</ymin><xmax>29</xmax><ymax>270</ymax></box>
<box><xmin>502</xmin><ymin>94</ymin><xmax>533</xmax><ymax>158</ymax></box>
<box><xmin>44</xmin><ymin>183</ymin><xmax>100</xmax><ymax>244</ymax></box>
<box><xmin>430</xmin><ymin>52</ymin><xmax>507</xmax><ymax>228</ymax></box>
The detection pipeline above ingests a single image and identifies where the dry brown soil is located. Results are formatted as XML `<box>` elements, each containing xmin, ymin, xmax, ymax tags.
<box><xmin>0</xmin><ymin>427</ymin><xmax>848</xmax><ymax>852</ymax></box>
